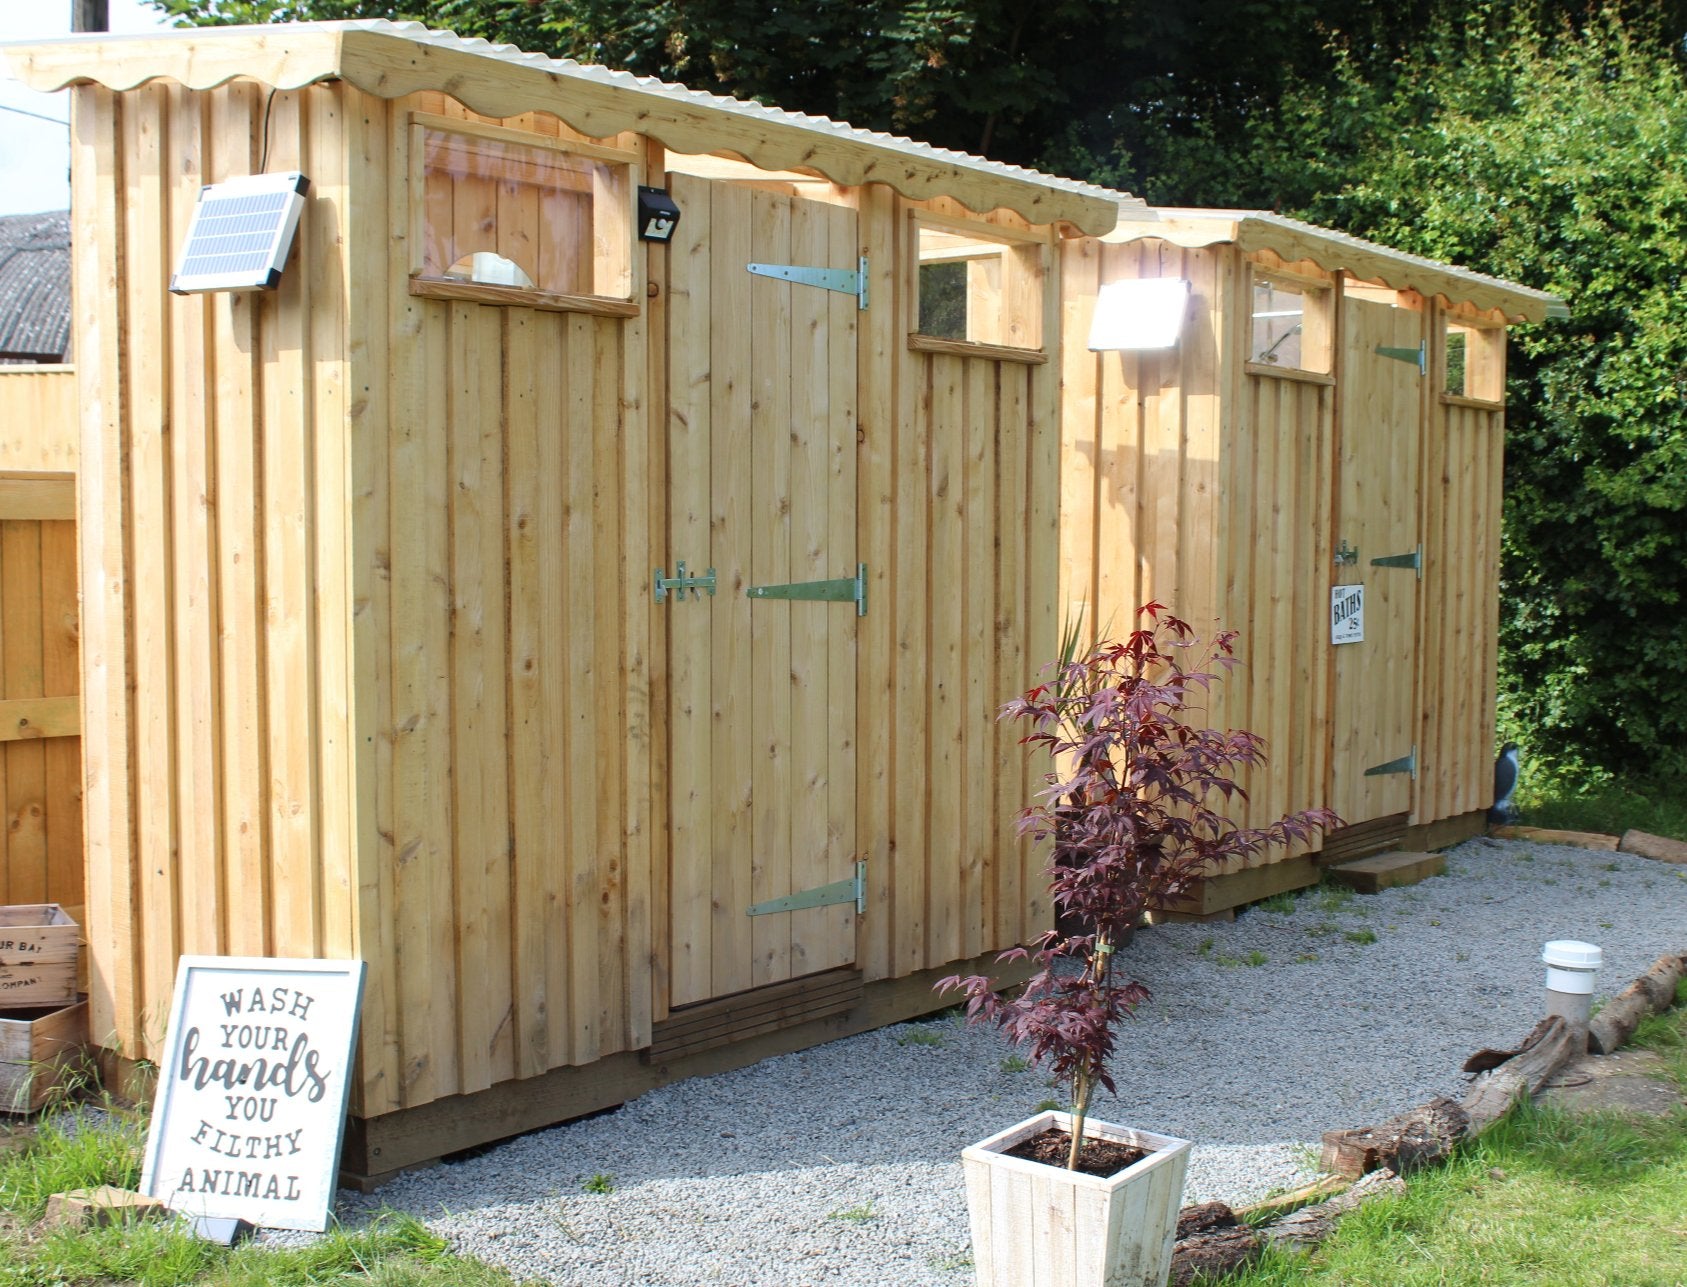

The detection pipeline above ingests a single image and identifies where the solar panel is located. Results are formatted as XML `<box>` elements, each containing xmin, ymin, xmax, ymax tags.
<box><xmin>170</xmin><ymin>172</ymin><xmax>311</xmax><ymax>295</ymax></box>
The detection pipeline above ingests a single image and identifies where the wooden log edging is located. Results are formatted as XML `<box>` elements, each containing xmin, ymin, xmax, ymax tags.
<box><xmin>1170</xmin><ymin>952</ymin><xmax>1685</xmax><ymax>1280</ymax></box>
<box><xmin>1588</xmin><ymin>953</ymin><xmax>1687</xmax><ymax>1055</ymax></box>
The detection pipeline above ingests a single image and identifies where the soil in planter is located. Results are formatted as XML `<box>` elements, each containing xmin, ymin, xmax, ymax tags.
<box><xmin>1005</xmin><ymin>1128</ymin><xmax>1148</xmax><ymax>1178</ymax></box>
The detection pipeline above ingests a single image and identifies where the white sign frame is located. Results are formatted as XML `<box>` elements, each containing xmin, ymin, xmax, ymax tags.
<box><xmin>141</xmin><ymin>956</ymin><xmax>366</xmax><ymax>1232</ymax></box>
<box><xmin>1331</xmin><ymin>583</ymin><xmax>1365</xmax><ymax>645</ymax></box>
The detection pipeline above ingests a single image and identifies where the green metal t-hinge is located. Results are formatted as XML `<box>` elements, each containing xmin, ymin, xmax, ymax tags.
<box><xmin>1370</xmin><ymin>544</ymin><xmax>1423</xmax><ymax>580</ymax></box>
<box><xmin>746</xmin><ymin>563</ymin><xmax>868</xmax><ymax>616</ymax></box>
<box><xmin>747</xmin><ymin>860</ymin><xmax>867</xmax><ymax>917</ymax></box>
<box><xmin>1364</xmin><ymin>745</ymin><xmax>1418</xmax><ymax>779</ymax></box>
<box><xmin>1375</xmin><ymin>340</ymin><xmax>1428</xmax><ymax>375</ymax></box>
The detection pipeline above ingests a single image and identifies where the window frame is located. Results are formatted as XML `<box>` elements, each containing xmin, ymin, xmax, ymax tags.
<box><xmin>905</xmin><ymin>208</ymin><xmax>1049</xmax><ymax>364</ymax></box>
<box><xmin>1440</xmin><ymin>312</ymin><xmax>1506</xmax><ymax>407</ymax></box>
<box><xmin>407</xmin><ymin>111</ymin><xmax>642</xmax><ymax>318</ymax></box>
<box><xmin>1244</xmin><ymin>264</ymin><xmax>1335</xmax><ymax>378</ymax></box>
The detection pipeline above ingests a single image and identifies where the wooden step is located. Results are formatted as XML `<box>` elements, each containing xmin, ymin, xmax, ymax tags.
<box><xmin>1326</xmin><ymin>850</ymin><xmax>1445</xmax><ymax>893</ymax></box>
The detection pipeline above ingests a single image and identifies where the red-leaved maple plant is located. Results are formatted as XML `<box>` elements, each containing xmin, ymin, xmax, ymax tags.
<box><xmin>939</xmin><ymin>604</ymin><xmax>1339</xmax><ymax>1170</ymax></box>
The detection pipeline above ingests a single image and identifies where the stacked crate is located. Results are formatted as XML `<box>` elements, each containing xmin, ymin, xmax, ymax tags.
<box><xmin>0</xmin><ymin>905</ymin><xmax>87</xmax><ymax>1112</ymax></box>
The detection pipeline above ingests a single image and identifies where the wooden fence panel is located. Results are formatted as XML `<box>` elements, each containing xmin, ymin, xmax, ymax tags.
<box><xmin>0</xmin><ymin>458</ymin><xmax>82</xmax><ymax>913</ymax></box>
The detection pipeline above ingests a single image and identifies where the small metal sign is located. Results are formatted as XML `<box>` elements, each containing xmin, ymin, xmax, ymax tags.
<box><xmin>141</xmin><ymin>957</ymin><xmax>366</xmax><ymax>1232</ymax></box>
<box><xmin>1331</xmin><ymin>584</ymin><xmax>1365</xmax><ymax>645</ymax></box>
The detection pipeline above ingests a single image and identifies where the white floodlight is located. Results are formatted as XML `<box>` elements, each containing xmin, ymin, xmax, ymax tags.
<box><xmin>1087</xmin><ymin>277</ymin><xmax>1191</xmax><ymax>351</ymax></box>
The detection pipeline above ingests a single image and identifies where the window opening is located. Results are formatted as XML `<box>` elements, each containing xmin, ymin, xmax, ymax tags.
<box><xmin>413</xmin><ymin>115</ymin><xmax>633</xmax><ymax>303</ymax></box>
<box><xmin>1444</xmin><ymin>319</ymin><xmax>1503</xmax><ymax>401</ymax></box>
<box><xmin>911</xmin><ymin>218</ymin><xmax>1043</xmax><ymax>351</ymax></box>
<box><xmin>1249</xmin><ymin>273</ymin><xmax>1332</xmax><ymax>374</ymax></box>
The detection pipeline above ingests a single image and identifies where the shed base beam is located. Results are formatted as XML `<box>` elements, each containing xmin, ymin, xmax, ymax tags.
<box><xmin>335</xmin><ymin>948</ymin><xmax>1035</xmax><ymax>1186</ymax></box>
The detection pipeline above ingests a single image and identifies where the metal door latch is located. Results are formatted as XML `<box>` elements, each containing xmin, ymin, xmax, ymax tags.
<box><xmin>653</xmin><ymin>561</ymin><xmax>717</xmax><ymax>603</ymax></box>
<box><xmin>1334</xmin><ymin>539</ymin><xmax>1360</xmax><ymax>567</ymax></box>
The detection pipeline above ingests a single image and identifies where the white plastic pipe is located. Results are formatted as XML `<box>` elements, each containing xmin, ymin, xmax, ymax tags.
<box><xmin>1541</xmin><ymin>940</ymin><xmax>1602</xmax><ymax>1041</ymax></box>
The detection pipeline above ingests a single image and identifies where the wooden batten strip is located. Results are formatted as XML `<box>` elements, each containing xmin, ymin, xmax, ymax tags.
<box><xmin>207</xmin><ymin>83</ymin><xmax>270</xmax><ymax>964</ymax></box>
<box><xmin>0</xmin><ymin>479</ymin><xmax>74</xmax><ymax>521</ymax></box>
<box><xmin>310</xmin><ymin>82</ymin><xmax>358</xmax><ymax>970</ymax></box>
<box><xmin>855</xmin><ymin>183</ymin><xmax>897</xmax><ymax>984</ymax></box>
<box><xmin>747</xmin><ymin>188</ymin><xmax>793</xmax><ymax>993</ymax></box>
<box><xmin>822</xmin><ymin>195</ymin><xmax>859</xmax><ymax>987</ymax></box>
<box><xmin>0</xmin><ymin>696</ymin><xmax>80</xmax><ymax>743</ymax></box>
<box><xmin>165</xmin><ymin>83</ymin><xmax>222</xmax><ymax>961</ymax></box>
<box><xmin>621</xmin><ymin>135</ymin><xmax>656</xmax><ymax>1052</ymax></box>
<box><xmin>926</xmin><ymin>351</ymin><xmax>963</xmax><ymax>971</ymax></box>
<box><xmin>72</xmin><ymin>83</ymin><xmax>140</xmax><ymax>1053</ymax></box>
<box><xmin>124</xmin><ymin>81</ymin><xmax>181</xmax><ymax>1047</ymax></box>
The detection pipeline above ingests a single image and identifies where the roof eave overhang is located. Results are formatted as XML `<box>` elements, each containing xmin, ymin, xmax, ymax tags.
<box><xmin>1104</xmin><ymin>209</ymin><xmax>1566</xmax><ymax>324</ymax></box>
<box><xmin>5</xmin><ymin>25</ymin><xmax>1130</xmax><ymax>237</ymax></box>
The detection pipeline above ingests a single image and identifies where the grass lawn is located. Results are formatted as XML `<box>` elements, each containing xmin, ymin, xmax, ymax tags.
<box><xmin>1516</xmin><ymin>769</ymin><xmax>1687</xmax><ymax>842</ymax></box>
<box><xmin>1222</xmin><ymin>982</ymin><xmax>1687</xmax><ymax>1287</ymax></box>
<box><xmin>0</xmin><ymin>1105</ymin><xmax>525</xmax><ymax>1287</ymax></box>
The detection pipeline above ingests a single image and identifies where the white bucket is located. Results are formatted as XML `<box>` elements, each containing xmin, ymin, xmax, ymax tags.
<box><xmin>1541</xmin><ymin>939</ymin><xmax>1602</xmax><ymax>995</ymax></box>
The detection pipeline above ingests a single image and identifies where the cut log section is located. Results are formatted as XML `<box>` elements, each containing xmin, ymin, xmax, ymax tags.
<box><xmin>1170</xmin><ymin>1222</ymin><xmax>1261</xmax><ymax>1286</ymax></box>
<box><xmin>1618</xmin><ymin>830</ymin><xmax>1687</xmax><ymax>865</ymax></box>
<box><xmin>1461</xmin><ymin>1015</ymin><xmax>1578</xmax><ymax>1129</ymax></box>
<box><xmin>1175</xmin><ymin>1202</ymin><xmax>1240</xmax><ymax>1239</ymax></box>
<box><xmin>1588</xmin><ymin>954</ymin><xmax>1687</xmax><ymax>1056</ymax></box>
<box><xmin>1319</xmin><ymin>1096</ymin><xmax>1470</xmax><ymax>1179</ymax></box>
<box><xmin>1261</xmin><ymin>1169</ymin><xmax>1407</xmax><ymax>1252</ymax></box>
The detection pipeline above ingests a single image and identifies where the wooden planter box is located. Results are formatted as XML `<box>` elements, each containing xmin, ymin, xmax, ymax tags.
<box><xmin>0</xmin><ymin>998</ymin><xmax>89</xmax><ymax>1113</ymax></box>
<box><xmin>0</xmin><ymin>905</ymin><xmax>79</xmax><ymax>1010</ymax></box>
<box><xmin>962</xmin><ymin>1110</ymin><xmax>1191</xmax><ymax>1287</ymax></box>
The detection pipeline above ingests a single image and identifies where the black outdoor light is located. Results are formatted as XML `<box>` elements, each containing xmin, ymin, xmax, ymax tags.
<box><xmin>637</xmin><ymin>186</ymin><xmax>682</xmax><ymax>242</ymax></box>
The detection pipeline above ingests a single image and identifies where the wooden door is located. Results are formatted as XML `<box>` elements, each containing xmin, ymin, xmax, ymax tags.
<box><xmin>1331</xmin><ymin>297</ymin><xmax>1423</xmax><ymax>824</ymax></box>
<box><xmin>664</xmin><ymin>175</ymin><xmax>860</xmax><ymax>1008</ymax></box>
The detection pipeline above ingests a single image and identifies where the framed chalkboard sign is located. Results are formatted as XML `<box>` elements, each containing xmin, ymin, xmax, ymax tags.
<box><xmin>141</xmin><ymin>957</ymin><xmax>367</xmax><ymax>1232</ymax></box>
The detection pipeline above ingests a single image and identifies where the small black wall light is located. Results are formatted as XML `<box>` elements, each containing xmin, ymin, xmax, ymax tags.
<box><xmin>637</xmin><ymin>186</ymin><xmax>682</xmax><ymax>243</ymax></box>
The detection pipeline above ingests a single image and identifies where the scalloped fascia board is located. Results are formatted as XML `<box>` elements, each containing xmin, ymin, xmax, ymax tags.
<box><xmin>3</xmin><ymin>22</ymin><xmax>1138</xmax><ymax>237</ymax></box>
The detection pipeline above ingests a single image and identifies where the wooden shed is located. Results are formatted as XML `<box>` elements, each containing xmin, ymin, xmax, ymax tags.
<box><xmin>4</xmin><ymin>20</ymin><xmax>1157</xmax><ymax>1179</ymax></box>
<box><xmin>1059</xmin><ymin>208</ymin><xmax>1564</xmax><ymax>912</ymax></box>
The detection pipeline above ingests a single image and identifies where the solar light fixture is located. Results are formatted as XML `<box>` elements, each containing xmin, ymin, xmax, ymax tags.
<box><xmin>170</xmin><ymin>171</ymin><xmax>310</xmax><ymax>295</ymax></box>
<box><xmin>637</xmin><ymin>185</ymin><xmax>681</xmax><ymax>242</ymax></box>
<box><xmin>1087</xmin><ymin>277</ymin><xmax>1191</xmax><ymax>351</ymax></box>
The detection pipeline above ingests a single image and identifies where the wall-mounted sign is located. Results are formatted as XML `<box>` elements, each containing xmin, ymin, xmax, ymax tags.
<box><xmin>141</xmin><ymin>957</ymin><xmax>366</xmax><ymax>1232</ymax></box>
<box><xmin>1331</xmin><ymin>584</ymin><xmax>1365</xmax><ymax>645</ymax></box>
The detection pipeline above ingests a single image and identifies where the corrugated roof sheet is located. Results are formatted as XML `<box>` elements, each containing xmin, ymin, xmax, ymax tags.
<box><xmin>1124</xmin><ymin>207</ymin><xmax>1566</xmax><ymax>323</ymax></box>
<box><xmin>0</xmin><ymin>210</ymin><xmax>71</xmax><ymax>363</ymax></box>
<box><xmin>4</xmin><ymin>21</ymin><xmax>1146</xmax><ymax>235</ymax></box>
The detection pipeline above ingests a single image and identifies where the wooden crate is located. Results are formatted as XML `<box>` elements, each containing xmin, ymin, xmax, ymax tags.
<box><xmin>0</xmin><ymin>905</ymin><xmax>80</xmax><ymax>1009</ymax></box>
<box><xmin>0</xmin><ymin>998</ymin><xmax>89</xmax><ymax>1113</ymax></box>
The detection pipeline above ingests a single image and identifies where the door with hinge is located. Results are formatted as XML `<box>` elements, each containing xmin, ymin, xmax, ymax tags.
<box><xmin>1331</xmin><ymin>296</ymin><xmax>1423</xmax><ymax>825</ymax></box>
<box><xmin>662</xmin><ymin>173</ymin><xmax>861</xmax><ymax>1008</ymax></box>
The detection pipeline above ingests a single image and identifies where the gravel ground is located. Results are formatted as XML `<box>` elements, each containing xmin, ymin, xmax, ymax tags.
<box><xmin>320</xmin><ymin>837</ymin><xmax>1687</xmax><ymax>1285</ymax></box>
